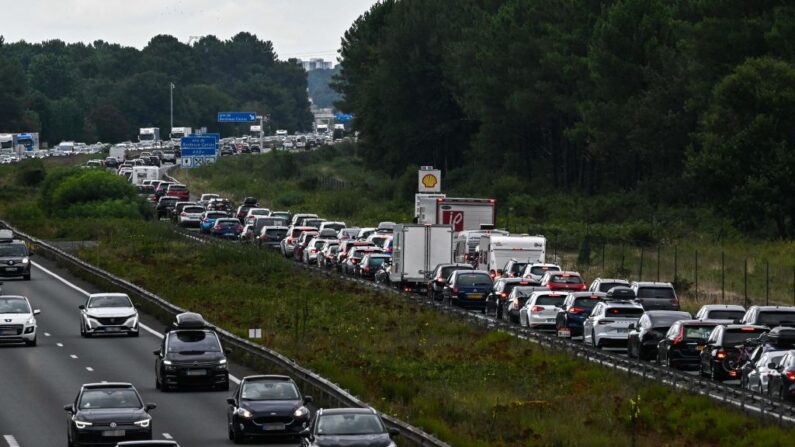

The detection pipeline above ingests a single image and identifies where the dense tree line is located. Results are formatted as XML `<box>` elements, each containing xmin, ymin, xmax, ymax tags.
<box><xmin>0</xmin><ymin>33</ymin><xmax>313</xmax><ymax>144</ymax></box>
<box><xmin>334</xmin><ymin>0</ymin><xmax>795</xmax><ymax>238</ymax></box>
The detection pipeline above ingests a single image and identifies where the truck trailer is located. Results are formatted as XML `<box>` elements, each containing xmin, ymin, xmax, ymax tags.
<box><xmin>477</xmin><ymin>235</ymin><xmax>546</xmax><ymax>276</ymax></box>
<box><xmin>389</xmin><ymin>224</ymin><xmax>454</xmax><ymax>291</ymax></box>
<box><xmin>416</xmin><ymin>197</ymin><xmax>496</xmax><ymax>232</ymax></box>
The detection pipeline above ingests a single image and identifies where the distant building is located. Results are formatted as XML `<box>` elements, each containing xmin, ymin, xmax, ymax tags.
<box><xmin>298</xmin><ymin>58</ymin><xmax>333</xmax><ymax>71</ymax></box>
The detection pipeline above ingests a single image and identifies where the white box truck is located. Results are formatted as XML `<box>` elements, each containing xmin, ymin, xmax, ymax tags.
<box><xmin>170</xmin><ymin>127</ymin><xmax>192</xmax><ymax>141</ymax></box>
<box><xmin>417</xmin><ymin>197</ymin><xmax>496</xmax><ymax>232</ymax></box>
<box><xmin>477</xmin><ymin>235</ymin><xmax>546</xmax><ymax>275</ymax></box>
<box><xmin>131</xmin><ymin>166</ymin><xmax>160</xmax><ymax>186</ymax></box>
<box><xmin>453</xmin><ymin>228</ymin><xmax>511</xmax><ymax>264</ymax></box>
<box><xmin>109</xmin><ymin>145</ymin><xmax>128</xmax><ymax>162</ymax></box>
<box><xmin>415</xmin><ymin>193</ymin><xmax>446</xmax><ymax>219</ymax></box>
<box><xmin>389</xmin><ymin>224</ymin><xmax>454</xmax><ymax>291</ymax></box>
<box><xmin>138</xmin><ymin>128</ymin><xmax>161</xmax><ymax>144</ymax></box>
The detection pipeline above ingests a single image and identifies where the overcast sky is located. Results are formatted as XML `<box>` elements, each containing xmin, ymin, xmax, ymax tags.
<box><xmin>0</xmin><ymin>0</ymin><xmax>378</xmax><ymax>61</ymax></box>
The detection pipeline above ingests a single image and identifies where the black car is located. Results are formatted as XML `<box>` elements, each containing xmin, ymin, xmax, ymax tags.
<box><xmin>657</xmin><ymin>320</ymin><xmax>720</xmax><ymax>369</ymax></box>
<box><xmin>627</xmin><ymin>310</ymin><xmax>692</xmax><ymax>360</ymax></box>
<box><xmin>359</xmin><ymin>254</ymin><xmax>391</xmax><ymax>280</ymax></box>
<box><xmin>443</xmin><ymin>270</ymin><xmax>494</xmax><ymax>311</ymax></box>
<box><xmin>65</xmin><ymin>383</ymin><xmax>156</xmax><ymax>447</ymax></box>
<box><xmin>227</xmin><ymin>375</ymin><xmax>312</xmax><ymax>443</ymax></box>
<box><xmin>486</xmin><ymin>277</ymin><xmax>538</xmax><ymax>319</ymax></box>
<box><xmin>554</xmin><ymin>292</ymin><xmax>606</xmax><ymax>338</ymax></box>
<box><xmin>426</xmin><ymin>263</ymin><xmax>474</xmax><ymax>301</ymax></box>
<box><xmin>155</xmin><ymin>197</ymin><xmax>179</xmax><ymax>220</ymax></box>
<box><xmin>116</xmin><ymin>442</ymin><xmax>178</xmax><ymax>447</ymax></box>
<box><xmin>154</xmin><ymin>312</ymin><xmax>229</xmax><ymax>391</ymax></box>
<box><xmin>301</xmin><ymin>407</ymin><xmax>398</xmax><ymax>447</ymax></box>
<box><xmin>700</xmin><ymin>324</ymin><xmax>769</xmax><ymax>381</ymax></box>
<box><xmin>0</xmin><ymin>230</ymin><xmax>32</xmax><ymax>280</ymax></box>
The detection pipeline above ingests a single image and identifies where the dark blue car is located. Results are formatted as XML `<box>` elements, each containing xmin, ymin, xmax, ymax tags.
<box><xmin>210</xmin><ymin>218</ymin><xmax>244</xmax><ymax>239</ymax></box>
<box><xmin>443</xmin><ymin>270</ymin><xmax>493</xmax><ymax>311</ymax></box>
<box><xmin>555</xmin><ymin>292</ymin><xmax>605</xmax><ymax>338</ymax></box>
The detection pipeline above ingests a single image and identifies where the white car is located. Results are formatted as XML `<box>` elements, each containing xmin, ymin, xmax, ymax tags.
<box><xmin>521</xmin><ymin>263</ymin><xmax>561</xmax><ymax>282</ymax></box>
<box><xmin>583</xmin><ymin>300</ymin><xmax>644</xmax><ymax>349</ymax></box>
<box><xmin>0</xmin><ymin>295</ymin><xmax>40</xmax><ymax>346</ymax></box>
<box><xmin>245</xmin><ymin>208</ymin><xmax>271</xmax><ymax>220</ymax></box>
<box><xmin>745</xmin><ymin>350</ymin><xmax>787</xmax><ymax>393</ymax></box>
<box><xmin>79</xmin><ymin>293</ymin><xmax>139</xmax><ymax>337</ymax></box>
<box><xmin>177</xmin><ymin>205</ymin><xmax>205</xmax><ymax>228</ymax></box>
<box><xmin>198</xmin><ymin>193</ymin><xmax>220</xmax><ymax>207</ymax></box>
<box><xmin>694</xmin><ymin>304</ymin><xmax>746</xmax><ymax>323</ymax></box>
<box><xmin>519</xmin><ymin>291</ymin><xmax>568</xmax><ymax>328</ymax></box>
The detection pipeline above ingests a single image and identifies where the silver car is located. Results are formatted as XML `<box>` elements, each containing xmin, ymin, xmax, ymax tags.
<box><xmin>79</xmin><ymin>293</ymin><xmax>139</xmax><ymax>337</ymax></box>
<box><xmin>583</xmin><ymin>301</ymin><xmax>644</xmax><ymax>349</ymax></box>
<box><xmin>745</xmin><ymin>350</ymin><xmax>787</xmax><ymax>393</ymax></box>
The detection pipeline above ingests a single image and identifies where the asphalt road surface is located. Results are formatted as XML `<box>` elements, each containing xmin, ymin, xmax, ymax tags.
<box><xmin>0</xmin><ymin>255</ymin><xmax>300</xmax><ymax>447</ymax></box>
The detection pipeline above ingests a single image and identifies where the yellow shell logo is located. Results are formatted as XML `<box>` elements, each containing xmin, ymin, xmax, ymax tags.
<box><xmin>421</xmin><ymin>174</ymin><xmax>438</xmax><ymax>188</ymax></box>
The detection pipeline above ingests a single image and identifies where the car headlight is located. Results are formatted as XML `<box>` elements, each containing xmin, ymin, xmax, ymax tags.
<box><xmin>236</xmin><ymin>407</ymin><xmax>253</xmax><ymax>418</ymax></box>
<box><xmin>163</xmin><ymin>360</ymin><xmax>172</xmax><ymax>366</ymax></box>
<box><xmin>124</xmin><ymin>313</ymin><xmax>139</xmax><ymax>325</ymax></box>
<box><xmin>293</xmin><ymin>406</ymin><xmax>309</xmax><ymax>418</ymax></box>
<box><xmin>21</xmin><ymin>257</ymin><xmax>29</xmax><ymax>264</ymax></box>
<box><xmin>134</xmin><ymin>418</ymin><xmax>151</xmax><ymax>428</ymax></box>
<box><xmin>73</xmin><ymin>418</ymin><xmax>93</xmax><ymax>429</ymax></box>
<box><xmin>26</xmin><ymin>316</ymin><xmax>36</xmax><ymax>326</ymax></box>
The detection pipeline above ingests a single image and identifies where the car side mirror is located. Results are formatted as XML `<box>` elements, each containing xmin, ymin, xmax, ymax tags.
<box><xmin>303</xmin><ymin>395</ymin><xmax>313</xmax><ymax>404</ymax></box>
<box><xmin>388</xmin><ymin>428</ymin><xmax>400</xmax><ymax>437</ymax></box>
<box><xmin>78</xmin><ymin>305</ymin><xmax>85</xmax><ymax>310</ymax></box>
<box><xmin>226</xmin><ymin>397</ymin><xmax>236</xmax><ymax>406</ymax></box>
<box><xmin>768</xmin><ymin>362</ymin><xmax>778</xmax><ymax>369</ymax></box>
<box><xmin>145</xmin><ymin>403</ymin><xmax>157</xmax><ymax>411</ymax></box>
<box><xmin>33</xmin><ymin>309</ymin><xmax>41</xmax><ymax>315</ymax></box>
<box><xmin>64</xmin><ymin>404</ymin><xmax>74</xmax><ymax>413</ymax></box>
<box><xmin>153</xmin><ymin>349</ymin><xmax>161</xmax><ymax>356</ymax></box>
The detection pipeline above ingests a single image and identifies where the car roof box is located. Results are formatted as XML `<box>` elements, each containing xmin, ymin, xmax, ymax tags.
<box><xmin>0</xmin><ymin>229</ymin><xmax>13</xmax><ymax>243</ymax></box>
<box><xmin>243</xmin><ymin>197</ymin><xmax>258</xmax><ymax>205</ymax></box>
<box><xmin>174</xmin><ymin>312</ymin><xmax>207</xmax><ymax>329</ymax></box>
<box><xmin>606</xmin><ymin>286</ymin><xmax>636</xmax><ymax>300</ymax></box>
<box><xmin>766</xmin><ymin>326</ymin><xmax>795</xmax><ymax>346</ymax></box>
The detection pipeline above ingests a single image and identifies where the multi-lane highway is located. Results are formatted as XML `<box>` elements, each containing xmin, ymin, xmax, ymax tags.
<box><xmin>0</xmin><ymin>254</ymin><xmax>298</xmax><ymax>446</ymax></box>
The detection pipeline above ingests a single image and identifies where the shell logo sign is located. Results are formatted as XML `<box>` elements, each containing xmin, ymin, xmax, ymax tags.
<box><xmin>418</xmin><ymin>169</ymin><xmax>441</xmax><ymax>193</ymax></box>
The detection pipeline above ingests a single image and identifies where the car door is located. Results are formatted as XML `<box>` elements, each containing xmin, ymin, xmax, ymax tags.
<box><xmin>155</xmin><ymin>336</ymin><xmax>167</xmax><ymax>381</ymax></box>
<box><xmin>702</xmin><ymin>327</ymin><xmax>721</xmax><ymax>372</ymax></box>
<box><xmin>584</xmin><ymin>304</ymin><xmax>601</xmax><ymax>340</ymax></box>
<box><xmin>628</xmin><ymin>315</ymin><xmax>646</xmax><ymax>354</ymax></box>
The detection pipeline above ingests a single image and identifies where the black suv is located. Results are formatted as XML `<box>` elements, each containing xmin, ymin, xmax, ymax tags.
<box><xmin>0</xmin><ymin>230</ymin><xmax>32</xmax><ymax>280</ymax></box>
<box><xmin>64</xmin><ymin>382</ymin><xmax>156</xmax><ymax>446</ymax></box>
<box><xmin>154</xmin><ymin>312</ymin><xmax>229</xmax><ymax>391</ymax></box>
<box><xmin>227</xmin><ymin>375</ymin><xmax>312</xmax><ymax>443</ymax></box>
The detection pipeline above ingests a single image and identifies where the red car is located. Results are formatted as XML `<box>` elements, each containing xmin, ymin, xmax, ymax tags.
<box><xmin>540</xmin><ymin>271</ymin><xmax>587</xmax><ymax>291</ymax></box>
<box><xmin>165</xmin><ymin>184</ymin><xmax>190</xmax><ymax>201</ymax></box>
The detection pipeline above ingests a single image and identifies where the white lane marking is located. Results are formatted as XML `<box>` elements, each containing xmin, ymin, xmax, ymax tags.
<box><xmin>162</xmin><ymin>433</ymin><xmax>173</xmax><ymax>439</ymax></box>
<box><xmin>3</xmin><ymin>435</ymin><xmax>20</xmax><ymax>447</ymax></box>
<box><xmin>86</xmin><ymin>367</ymin><xmax>94</xmax><ymax>372</ymax></box>
<box><xmin>70</xmin><ymin>354</ymin><xmax>78</xmax><ymax>359</ymax></box>
<box><xmin>33</xmin><ymin>261</ymin><xmax>241</xmax><ymax>384</ymax></box>
<box><xmin>44</xmin><ymin>332</ymin><xmax>51</xmax><ymax>337</ymax></box>
<box><xmin>56</xmin><ymin>343</ymin><xmax>63</xmax><ymax>347</ymax></box>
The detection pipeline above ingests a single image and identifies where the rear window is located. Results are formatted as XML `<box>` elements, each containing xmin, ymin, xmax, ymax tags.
<box><xmin>184</xmin><ymin>207</ymin><xmax>204</xmax><ymax>213</ymax></box>
<box><xmin>598</xmin><ymin>282</ymin><xmax>627</xmax><ymax>292</ymax></box>
<box><xmin>550</xmin><ymin>274</ymin><xmax>583</xmax><ymax>284</ymax></box>
<box><xmin>683</xmin><ymin>326</ymin><xmax>715</xmax><ymax>340</ymax></box>
<box><xmin>367</xmin><ymin>257</ymin><xmax>388</xmax><ymax>266</ymax></box>
<box><xmin>266</xmin><ymin>229</ymin><xmax>288</xmax><ymax>238</ymax></box>
<box><xmin>168</xmin><ymin>185</ymin><xmax>187</xmax><ymax>191</ymax></box>
<box><xmin>573</xmin><ymin>297</ymin><xmax>602</xmax><ymax>310</ymax></box>
<box><xmin>441</xmin><ymin>266</ymin><xmax>472</xmax><ymax>278</ymax></box>
<box><xmin>456</xmin><ymin>274</ymin><xmax>493</xmax><ymax>287</ymax></box>
<box><xmin>706</xmin><ymin>310</ymin><xmax>745</xmax><ymax>320</ymax></box>
<box><xmin>206</xmin><ymin>212</ymin><xmax>226</xmax><ymax>219</ymax></box>
<box><xmin>723</xmin><ymin>329</ymin><xmax>767</xmax><ymax>346</ymax></box>
<box><xmin>536</xmin><ymin>295</ymin><xmax>565</xmax><ymax>306</ymax></box>
<box><xmin>531</xmin><ymin>266</ymin><xmax>560</xmax><ymax>276</ymax></box>
<box><xmin>636</xmin><ymin>287</ymin><xmax>676</xmax><ymax>299</ymax></box>
<box><xmin>217</xmin><ymin>220</ymin><xmax>239</xmax><ymax>227</ymax></box>
<box><xmin>324</xmin><ymin>223</ymin><xmax>345</xmax><ymax>231</ymax></box>
<box><xmin>757</xmin><ymin>312</ymin><xmax>795</xmax><ymax>327</ymax></box>
<box><xmin>606</xmin><ymin>307</ymin><xmax>644</xmax><ymax>317</ymax></box>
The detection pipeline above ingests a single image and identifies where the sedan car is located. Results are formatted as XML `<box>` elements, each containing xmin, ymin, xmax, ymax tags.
<box><xmin>583</xmin><ymin>301</ymin><xmax>644</xmax><ymax>349</ymax></box>
<box><xmin>227</xmin><ymin>375</ymin><xmax>312</xmax><ymax>443</ymax></box>
<box><xmin>519</xmin><ymin>291</ymin><xmax>567</xmax><ymax>328</ymax></box>
<box><xmin>301</xmin><ymin>407</ymin><xmax>398</xmax><ymax>447</ymax></box>
<box><xmin>627</xmin><ymin>310</ymin><xmax>692</xmax><ymax>360</ymax></box>
<box><xmin>80</xmin><ymin>293</ymin><xmax>139</xmax><ymax>337</ymax></box>
<box><xmin>657</xmin><ymin>320</ymin><xmax>721</xmax><ymax>370</ymax></box>
<box><xmin>65</xmin><ymin>383</ymin><xmax>156</xmax><ymax>446</ymax></box>
<box><xmin>0</xmin><ymin>295</ymin><xmax>40</xmax><ymax>346</ymax></box>
<box><xmin>443</xmin><ymin>270</ymin><xmax>494</xmax><ymax>311</ymax></box>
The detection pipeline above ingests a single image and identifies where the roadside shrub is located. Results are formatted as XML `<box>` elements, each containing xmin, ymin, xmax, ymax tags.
<box><xmin>15</xmin><ymin>158</ymin><xmax>46</xmax><ymax>186</ymax></box>
<box><xmin>274</xmin><ymin>190</ymin><xmax>306</xmax><ymax>208</ymax></box>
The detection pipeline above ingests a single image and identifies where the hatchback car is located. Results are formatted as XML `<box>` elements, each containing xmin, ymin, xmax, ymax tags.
<box><xmin>80</xmin><ymin>293</ymin><xmax>139</xmax><ymax>337</ymax></box>
<box><xmin>258</xmin><ymin>226</ymin><xmax>289</xmax><ymax>249</ymax></box>
<box><xmin>656</xmin><ymin>320</ymin><xmax>721</xmax><ymax>369</ymax></box>
<box><xmin>631</xmin><ymin>281</ymin><xmax>680</xmax><ymax>311</ymax></box>
<box><xmin>210</xmin><ymin>218</ymin><xmax>244</xmax><ymax>239</ymax></box>
<box><xmin>520</xmin><ymin>291</ymin><xmax>567</xmax><ymax>328</ymax></box>
<box><xmin>176</xmin><ymin>205</ymin><xmax>205</xmax><ymax>228</ymax></box>
<box><xmin>0</xmin><ymin>232</ymin><xmax>32</xmax><ymax>280</ymax></box>
<box><xmin>503</xmin><ymin>286</ymin><xmax>550</xmax><ymax>324</ymax></box>
<box><xmin>443</xmin><ymin>270</ymin><xmax>494</xmax><ymax>311</ymax></box>
<box><xmin>700</xmin><ymin>324</ymin><xmax>769</xmax><ymax>381</ymax></box>
<box><xmin>583</xmin><ymin>301</ymin><xmax>644</xmax><ymax>348</ymax></box>
<box><xmin>0</xmin><ymin>295</ymin><xmax>40</xmax><ymax>346</ymax></box>
<box><xmin>227</xmin><ymin>375</ymin><xmax>312</xmax><ymax>443</ymax></box>
<box><xmin>65</xmin><ymin>383</ymin><xmax>156</xmax><ymax>446</ymax></box>
<box><xmin>540</xmin><ymin>271</ymin><xmax>587</xmax><ymax>292</ymax></box>
<box><xmin>199</xmin><ymin>211</ymin><xmax>229</xmax><ymax>233</ymax></box>
<box><xmin>426</xmin><ymin>263</ymin><xmax>475</xmax><ymax>301</ymax></box>
<box><xmin>627</xmin><ymin>310</ymin><xmax>692</xmax><ymax>360</ymax></box>
<box><xmin>301</xmin><ymin>407</ymin><xmax>398</xmax><ymax>447</ymax></box>
<box><xmin>555</xmin><ymin>292</ymin><xmax>605</xmax><ymax>338</ymax></box>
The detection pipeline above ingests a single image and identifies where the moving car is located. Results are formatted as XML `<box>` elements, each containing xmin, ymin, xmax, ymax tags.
<box><xmin>656</xmin><ymin>320</ymin><xmax>721</xmax><ymax>370</ymax></box>
<box><xmin>210</xmin><ymin>218</ymin><xmax>244</xmax><ymax>239</ymax></box>
<box><xmin>0</xmin><ymin>230</ymin><xmax>32</xmax><ymax>280</ymax></box>
<box><xmin>520</xmin><ymin>291</ymin><xmax>567</xmax><ymax>329</ymax></box>
<box><xmin>503</xmin><ymin>286</ymin><xmax>549</xmax><ymax>324</ymax></box>
<box><xmin>154</xmin><ymin>312</ymin><xmax>229</xmax><ymax>391</ymax></box>
<box><xmin>64</xmin><ymin>383</ymin><xmax>156</xmax><ymax>446</ymax></box>
<box><xmin>227</xmin><ymin>375</ymin><xmax>312</xmax><ymax>443</ymax></box>
<box><xmin>0</xmin><ymin>295</ymin><xmax>40</xmax><ymax>346</ymax></box>
<box><xmin>80</xmin><ymin>293</ymin><xmax>139</xmax><ymax>337</ymax></box>
<box><xmin>359</xmin><ymin>254</ymin><xmax>391</xmax><ymax>280</ymax></box>
<box><xmin>626</xmin><ymin>310</ymin><xmax>691</xmax><ymax>360</ymax></box>
<box><xmin>176</xmin><ymin>205</ymin><xmax>205</xmax><ymax>228</ymax></box>
<box><xmin>301</xmin><ymin>407</ymin><xmax>399</xmax><ymax>447</ymax></box>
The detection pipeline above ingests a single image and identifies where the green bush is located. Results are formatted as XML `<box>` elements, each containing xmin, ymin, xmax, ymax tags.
<box><xmin>15</xmin><ymin>158</ymin><xmax>46</xmax><ymax>186</ymax></box>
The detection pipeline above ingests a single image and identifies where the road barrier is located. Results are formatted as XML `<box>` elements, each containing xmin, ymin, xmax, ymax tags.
<box><xmin>0</xmin><ymin>220</ymin><xmax>450</xmax><ymax>447</ymax></box>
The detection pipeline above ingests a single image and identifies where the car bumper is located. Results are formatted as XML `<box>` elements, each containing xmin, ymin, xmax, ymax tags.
<box><xmin>71</xmin><ymin>426</ymin><xmax>152</xmax><ymax>446</ymax></box>
<box><xmin>233</xmin><ymin>415</ymin><xmax>308</xmax><ymax>437</ymax></box>
<box><xmin>668</xmin><ymin>349</ymin><xmax>702</xmax><ymax>367</ymax></box>
<box><xmin>162</xmin><ymin>368</ymin><xmax>228</xmax><ymax>388</ymax></box>
<box><xmin>179</xmin><ymin>218</ymin><xmax>201</xmax><ymax>227</ymax></box>
<box><xmin>0</xmin><ymin>324</ymin><xmax>36</xmax><ymax>342</ymax></box>
<box><xmin>528</xmin><ymin>314</ymin><xmax>557</xmax><ymax>328</ymax></box>
<box><xmin>0</xmin><ymin>264</ymin><xmax>30</xmax><ymax>277</ymax></box>
<box><xmin>596</xmin><ymin>331</ymin><xmax>630</xmax><ymax>346</ymax></box>
<box><xmin>453</xmin><ymin>293</ymin><xmax>487</xmax><ymax>308</ymax></box>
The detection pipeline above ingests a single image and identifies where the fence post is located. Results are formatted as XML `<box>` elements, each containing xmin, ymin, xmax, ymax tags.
<box><xmin>621</xmin><ymin>243</ymin><xmax>625</xmax><ymax>274</ymax></box>
<box><xmin>721</xmin><ymin>251</ymin><xmax>725</xmax><ymax>304</ymax></box>
<box><xmin>793</xmin><ymin>267</ymin><xmax>795</xmax><ymax>306</ymax></box>
<box><xmin>554</xmin><ymin>232</ymin><xmax>558</xmax><ymax>262</ymax></box>
<box><xmin>695</xmin><ymin>250</ymin><xmax>699</xmax><ymax>301</ymax></box>
<box><xmin>657</xmin><ymin>245</ymin><xmax>661</xmax><ymax>282</ymax></box>
<box><xmin>744</xmin><ymin>258</ymin><xmax>749</xmax><ymax>308</ymax></box>
<box><xmin>639</xmin><ymin>246</ymin><xmax>644</xmax><ymax>280</ymax></box>
<box><xmin>601</xmin><ymin>240</ymin><xmax>606</xmax><ymax>272</ymax></box>
<box><xmin>674</xmin><ymin>245</ymin><xmax>678</xmax><ymax>282</ymax></box>
<box><xmin>766</xmin><ymin>261</ymin><xmax>770</xmax><ymax>306</ymax></box>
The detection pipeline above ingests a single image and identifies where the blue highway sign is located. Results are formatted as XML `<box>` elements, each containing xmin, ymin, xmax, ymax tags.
<box><xmin>217</xmin><ymin>112</ymin><xmax>257</xmax><ymax>123</ymax></box>
<box><xmin>180</xmin><ymin>135</ymin><xmax>218</xmax><ymax>157</ymax></box>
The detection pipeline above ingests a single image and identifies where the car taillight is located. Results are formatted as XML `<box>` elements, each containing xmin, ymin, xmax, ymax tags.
<box><xmin>672</xmin><ymin>326</ymin><xmax>684</xmax><ymax>345</ymax></box>
<box><xmin>364</xmin><ymin>266</ymin><xmax>370</xmax><ymax>273</ymax></box>
<box><xmin>452</xmin><ymin>287</ymin><xmax>459</xmax><ymax>294</ymax></box>
<box><xmin>531</xmin><ymin>306</ymin><xmax>544</xmax><ymax>312</ymax></box>
<box><xmin>287</xmin><ymin>237</ymin><xmax>293</xmax><ymax>244</ymax></box>
<box><xmin>311</xmin><ymin>249</ymin><xmax>317</xmax><ymax>253</ymax></box>
<box><xmin>213</xmin><ymin>225</ymin><xmax>221</xmax><ymax>231</ymax></box>
<box><xmin>786</xmin><ymin>371</ymin><xmax>795</xmax><ymax>382</ymax></box>
<box><xmin>716</xmin><ymin>350</ymin><xmax>727</xmax><ymax>360</ymax></box>
<box><xmin>500</xmin><ymin>292</ymin><xmax>508</xmax><ymax>298</ymax></box>
<box><xmin>568</xmin><ymin>306</ymin><xmax>585</xmax><ymax>314</ymax></box>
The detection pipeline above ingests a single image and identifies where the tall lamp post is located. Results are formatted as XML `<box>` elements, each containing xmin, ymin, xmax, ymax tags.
<box><xmin>169</xmin><ymin>82</ymin><xmax>175</xmax><ymax>131</ymax></box>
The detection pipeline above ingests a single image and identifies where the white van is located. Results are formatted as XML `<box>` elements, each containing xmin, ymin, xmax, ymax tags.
<box><xmin>130</xmin><ymin>166</ymin><xmax>160</xmax><ymax>186</ymax></box>
<box><xmin>477</xmin><ymin>235</ymin><xmax>546</xmax><ymax>275</ymax></box>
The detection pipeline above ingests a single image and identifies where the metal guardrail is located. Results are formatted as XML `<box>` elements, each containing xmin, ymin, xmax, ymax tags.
<box><xmin>0</xmin><ymin>220</ymin><xmax>450</xmax><ymax>447</ymax></box>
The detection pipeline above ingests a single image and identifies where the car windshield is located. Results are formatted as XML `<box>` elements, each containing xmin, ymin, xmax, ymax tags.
<box><xmin>241</xmin><ymin>381</ymin><xmax>300</xmax><ymax>401</ymax></box>
<box><xmin>317</xmin><ymin>414</ymin><xmax>386</xmax><ymax>436</ymax></box>
<box><xmin>683</xmin><ymin>326</ymin><xmax>715</xmax><ymax>340</ymax></box>
<box><xmin>636</xmin><ymin>287</ymin><xmax>676</xmax><ymax>299</ymax></box>
<box><xmin>531</xmin><ymin>266</ymin><xmax>559</xmax><ymax>276</ymax></box>
<box><xmin>88</xmin><ymin>295</ymin><xmax>132</xmax><ymax>308</ymax></box>
<box><xmin>536</xmin><ymin>295</ymin><xmax>565</xmax><ymax>306</ymax></box>
<box><xmin>440</xmin><ymin>266</ymin><xmax>472</xmax><ymax>278</ymax></box>
<box><xmin>598</xmin><ymin>282</ymin><xmax>627</xmax><ymax>292</ymax></box>
<box><xmin>0</xmin><ymin>298</ymin><xmax>30</xmax><ymax>314</ymax></box>
<box><xmin>550</xmin><ymin>275</ymin><xmax>583</xmax><ymax>284</ymax></box>
<box><xmin>0</xmin><ymin>245</ymin><xmax>27</xmax><ymax>257</ymax></box>
<box><xmin>606</xmin><ymin>308</ymin><xmax>644</xmax><ymax>317</ymax></box>
<box><xmin>707</xmin><ymin>310</ymin><xmax>745</xmax><ymax>320</ymax></box>
<box><xmin>79</xmin><ymin>389</ymin><xmax>142</xmax><ymax>409</ymax></box>
<box><xmin>757</xmin><ymin>312</ymin><xmax>795</xmax><ymax>327</ymax></box>
<box><xmin>168</xmin><ymin>331</ymin><xmax>221</xmax><ymax>353</ymax></box>
<box><xmin>456</xmin><ymin>274</ymin><xmax>493</xmax><ymax>286</ymax></box>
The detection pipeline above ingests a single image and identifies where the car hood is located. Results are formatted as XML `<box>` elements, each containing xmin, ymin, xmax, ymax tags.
<box><xmin>240</xmin><ymin>399</ymin><xmax>301</xmax><ymax>415</ymax></box>
<box><xmin>313</xmin><ymin>433</ymin><xmax>393</xmax><ymax>447</ymax></box>
<box><xmin>77</xmin><ymin>407</ymin><xmax>148</xmax><ymax>424</ymax></box>
<box><xmin>85</xmin><ymin>307</ymin><xmax>136</xmax><ymax>318</ymax></box>
<box><xmin>0</xmin><ymin>313</ymin><xmax>32</xmax><ymax>324</ymax></box>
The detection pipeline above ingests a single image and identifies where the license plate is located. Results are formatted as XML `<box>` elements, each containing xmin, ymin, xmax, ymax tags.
<box><xmin>186</xmin><ymin>369</ymin><xmax>207</xmax><ymax>376</ymax></box>
<box><xmin>105</xmin><ymin>327</ymin><xmax>121</xmax><ymax>332</ymax></box>
<box><xmin>4</xmin><ymin>267</ymin><xmax>16</xmax><ymax>272</ymax></box>
<box><xmin>697</xmin><ymin>345</ymin><xmax>705</xmax><ymax>351</ymax></box>
<box><xmin>467</xmin><ymin>293</ymin><xmax>482</xmax><ymax>299</ymax></box>
<box><xmin>614</xmin><ymin>328</ymin><xmax>627</xmax><ymax>333</ymax></box>
<box><xmin>102</xmin><ymin>430</ymin><xmax>126</xmax><ymax>437</ymax></box>
<box><xmin>262</xmin><ymin>423</ymin><xmax>286</xmax><ymax>431</ymax></box>
<box><xmin>0</xmin><ymin>329</ymin><xmax>16</xmax><ymax>335</ymax></box>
